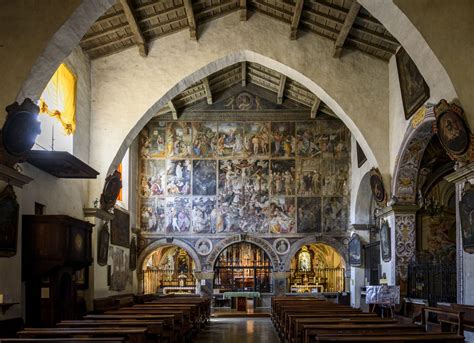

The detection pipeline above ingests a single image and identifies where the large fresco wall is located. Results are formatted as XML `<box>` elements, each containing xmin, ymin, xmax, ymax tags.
<box><xmin>138</xmin><ymin>118</ymin><xmax>351</xmax><ymax>238</ymax></box>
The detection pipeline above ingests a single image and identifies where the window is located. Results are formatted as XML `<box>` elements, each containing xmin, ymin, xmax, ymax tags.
<box><xmin>35</xmin><ymin>63</ymin><xmax>77</xmax><ymax>153</ymax></box>
<box><xmin>117</xmin><ymin>149</ymin><xmax>130</xmax><ymax>209</ymax></box>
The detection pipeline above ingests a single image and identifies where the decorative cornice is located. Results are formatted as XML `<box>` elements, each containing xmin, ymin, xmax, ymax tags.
<box><xmin>0</xmin><ymin>165</ymin><xmax>33</xmax><ymax>188</ymax></box>
<box><xmin>83</xmin><ymin>207</ymin><xmax>114</xmax><ymax>221</ymax></box>
<box><xmin>444</xmin><ymin>162</ymin><xmax>474</xmax><ymax>183</ymax></box>
<box><xmin>376</xmin><ymin>204</ymin><xmax>418</xmax><ymax>218</ymax></box>
<box><xmin>350</xmin><ymin>224</ymin><xmax>371</xmax><ymax>231</ymax></box>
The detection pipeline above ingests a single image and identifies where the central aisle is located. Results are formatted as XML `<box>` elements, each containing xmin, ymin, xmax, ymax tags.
<box><xmin>194</xmin><ymin>318</ymin><xmax>279</xmax><ymax>343</ymax></box>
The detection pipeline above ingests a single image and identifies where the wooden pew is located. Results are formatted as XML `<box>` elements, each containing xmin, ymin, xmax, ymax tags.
<box><xmin>58</xmin><ymin>320</ymin><xmax>164</xmax><ymax>341</ymax></box>
<box><xmin>312</xmin><ymin>333</ymin><xmax>464</xmax><ymax>342</ymax></box>
<box><xmin>301</xmin><ymin>324</ymin><xmax>425</xmax><ymax>343</ymax></box>
<box><xmin>17</xmin><ymin>328</ymin><xmax>147</xmax><ymax>343</ymax></box>
<box><xmin>83</xmin><ymin>314</ymin><xmax>177</xmax><ymax>343</ymax></box>
<box><xmin>0</xmin><ymin>339</ymin><xmax>125</xmax><ymax>343</ymax></box>
<box><xmin>288</xmin><ymin>316</ymin><xmax>393</xmax><ymax>343</ymax></box>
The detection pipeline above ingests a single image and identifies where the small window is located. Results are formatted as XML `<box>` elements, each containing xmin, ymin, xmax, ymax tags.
<box><xmin>35</xmin><ymin>63</ymin><xmax>77</xmax><ymax>153</ymax></box>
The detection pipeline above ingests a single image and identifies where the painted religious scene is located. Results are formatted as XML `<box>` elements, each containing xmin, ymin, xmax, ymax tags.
<box><xmin>138</xmin><ymin>119</ymin><xmax>351</xmax><ymax>235</ymax></box>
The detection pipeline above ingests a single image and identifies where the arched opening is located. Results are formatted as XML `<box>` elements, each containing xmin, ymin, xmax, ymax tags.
<box><xmin>213</xmin><ymin>242</ymin><xmax>273</xmax><ymax>294</ymax></box>
<box><xmin>141</xmin><ymin>245</ymin><xmax>197</xmax><ymax>295</ymax></box>
<box><xmin>288</xmin><ymin>243</ymin><xmax>346</xmax><ymax>294</ymax></box>
<box><xmin>407</xmin><ymin>134</ymin><xmax>457</xmax><ymax>304</ymax></box>
<box><xmin>354</xmin><ymin>171</ymin><xmax>376</xmax><ymax>225</ymax></box>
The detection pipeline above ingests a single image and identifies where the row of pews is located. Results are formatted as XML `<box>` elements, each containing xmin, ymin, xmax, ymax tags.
<box><xmin>1</xmin><ymin>294</ymin><xmax>210</xmax><ymax>343</ymax></box>
<box><xmin>271</xmin><ymin>296</ymin><xmax>465</xmax><ymax>343</ymax></box>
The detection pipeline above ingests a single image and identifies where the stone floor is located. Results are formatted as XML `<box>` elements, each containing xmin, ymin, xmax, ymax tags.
<box><xmin>194</xmin><ymin>318</ymin><xmax>280</xmax><ymax>343</ymax></box>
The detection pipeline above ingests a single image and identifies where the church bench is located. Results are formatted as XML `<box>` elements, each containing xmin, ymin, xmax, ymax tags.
<box><xmin>287</xmin><ymin>317</ymin><xmax>395</xmax><ymax>343</ymax></box>
<box><xmin>104</xmin><ymin>309</ymin><xmax>192</xmax><ymax>337</ymax></box>
<box><xmin>283</xmin><ymin>312</ymin><xmax>377</xmax><ymax>339</ymax></box>
<box><xmin>0</xmin><ymin>339</ymin><xmax>125</xmax><ymax>342</ymax></box>
<box><xmin>420</xmin><ymin>306</ymin><xmax>464</xmax><ymax>335</ymax></box>
<box><xmin>57</xmin><ymin>320</ymin><xmax>164</xmax><ymax>339</ymax></box>
<box><xmin>275</xmin><ymin>304</ymin><xmax>355</xmax><ymax>328</ymax></box>
<box><xmin>133</xmin><ymin>294</ymin><xmax>156</xmax><ymax>304</ymax></box>
<box><xmin>311</xmin><ymin>333</ymin><xmax>465</xmax><ymax>342</ymax></box>
<box><xmin>82</xmin><ymin>315</ymin><xmax>178</xmax><ymax>342</ymax></box>
<box><xmin>17</xmin><ymin>328</ymin><xmax>147</xmax><ymax>343</ymax></box>
<box><xmin>125</xmin><ymin>305</ymin><xmax>202</xmax><ymax>331</ymax></box>
<box><xmin>301</xmin><ymin>324</ymin><xmax>425</xmax><ymax>343</ymax></box>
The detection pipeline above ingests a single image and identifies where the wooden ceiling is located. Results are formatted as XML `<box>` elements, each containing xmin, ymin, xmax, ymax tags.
<box><xmin>159</xmin><ymin>61</ymin><xmax>335</xmax><ymax>118</ymax></box>
<box><xmin>80</xmin><ymin>0</ymin><xmax>399</xmax><ymax>60</ymax></box>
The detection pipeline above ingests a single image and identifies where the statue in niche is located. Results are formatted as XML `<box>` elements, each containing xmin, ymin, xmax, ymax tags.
<box><xmin>298</xmin><ymin>246</ymin><xmax>312</xmax><ymax>273</ymax></box>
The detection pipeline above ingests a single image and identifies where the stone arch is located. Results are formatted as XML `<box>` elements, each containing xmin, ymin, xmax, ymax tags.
<box><xmin>105</xmin><ymin>50</ymin><xmax>379</xmax><ymax>177</ymax></box>
<box><xmin>282</xmin><ymin>236</ymin><xmax>349</xmax><ymax>272</ymax></box>
<box><xmin>354</xmin><ymin>171</ymin><xmax>376</xmax><ymax>224</ymax></box>
<box><xmin>16</xmin><ymin>0</ymin><xmax>116</xmax><ymax>103</ymax></box>
<box><xmin>137</xmin><ymin>237</ymin><xmax>202</xmax><ymax>274</ymax></box>
<box><xmin>204</xmin><ymin>234</ymin><xmax>280</xmax><ymax>272</ymax></box>
<box><xmin>391</xmin><ymin>107</ymin><xmax>436</xmax><ymax>204</ymax></box>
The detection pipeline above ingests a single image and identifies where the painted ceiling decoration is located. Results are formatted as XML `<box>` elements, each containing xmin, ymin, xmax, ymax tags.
<box><xmin>80</xmin><ymin>0</ymin><xmax>399</xmax><ymax>60</ymax></box>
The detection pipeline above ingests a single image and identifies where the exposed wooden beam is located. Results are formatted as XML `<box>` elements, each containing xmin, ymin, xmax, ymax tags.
<box><xmin>241</xmin><ymin>62</ymin><xmax>247</xmax><ymax>87</ymax></box>
<box><xmin>203</xmin><ymin>78</ymin><xmax>213</xmax><ymax>105</ymax></box>
<box><xmin>119</xmin><ymin>0</ymin><xmax>148</xmax><ymax>57</ymax></box>
<box><xmin>183</xmin><ymin>0</ymin><xmax>198</xmax><ymax>40</ymax></box>
<box><xmin>277</xmin><ymin>75</ymin><xmax>287</xmax><ymax>105</ymax></box>
<box><xmin>333</xmin><ymin>1</ymin><xmax>360</xmax><ymax>58</ymax></box>
<box><xmin>81</xmin><ymin>22</ymin><xmax>129</xmax><ymax>43</ymax></box>
<box><xmin>310</xmin><ymin>97</ymin><xmax>321</xmax><ymax>118</ymax></box>
<box><xmin>168</xmin><ymin>101</ymin><xmax>178</xmax><ymax>120</ymax></box>
<box><xmin>290</xmin><ymin>0</ymin><xmax>304</xmax><ymax>40</ymax></box>
<box><xmin>240</xmin><ymin>0</ymin><xmax>247</xmax><ymax>21</ymax></box>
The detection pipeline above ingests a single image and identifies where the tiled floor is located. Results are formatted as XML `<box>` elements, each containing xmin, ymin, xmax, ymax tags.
<box><xmin>194</xmin><ymin>318</ymin><xmax>280</xmax><ymax>343</ymax></box>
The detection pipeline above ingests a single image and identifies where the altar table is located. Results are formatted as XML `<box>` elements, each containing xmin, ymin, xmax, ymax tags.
<box><xmin>223</xmin><ymin>292</ymin><xmax>260</xmax><ymax>312</ymax></box>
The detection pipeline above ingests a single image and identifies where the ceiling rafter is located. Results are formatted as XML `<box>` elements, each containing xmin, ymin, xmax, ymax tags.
<box><xmin>183</xmin><ymin>0</ymin><xmax>198</xmax><ymax>40</ymax></box>
<box><xmin>203</xmin><ymin>78</ymin><xmax>213</xmax><ymax>104</ymax></box>
<box><xmin>168</xmin><ymin>100</ymin><xmax>178</xmax><ymax>120</ymax></box>
<box><xmin>277</xmin><ymin>74</ymin><xmax>287</xmax><ymax>104</ymax></box>
<box><xmin>119</xmin><ymin>0</ymin><xmax>148</xmax><ymax>57</ymax></box>
<box><xmin>333</xmin><ymin>1</ymin><xmax>360</xmax><ymax>58</ymax></box>
<box><xmin>310</xmin><ymin>97</ymin><xmax>321</xmax><ymax>118</ymax></box>
<box><xmin>290</xmin><ymin>0</ymin><xmax>304</xmax><ymax>40</ymax></box>
<box><xmin>240</xmin><ymin>0</ymin><xmax>247</xmax><ymax>21</ymax></box>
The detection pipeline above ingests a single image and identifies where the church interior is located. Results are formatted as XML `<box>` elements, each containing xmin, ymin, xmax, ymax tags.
<box><xmin>0</xmin><ymin>0</ymin><xmax>473</xmax><ymax>342</ymax></box>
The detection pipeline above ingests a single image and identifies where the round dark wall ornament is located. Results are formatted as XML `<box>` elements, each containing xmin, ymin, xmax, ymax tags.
<box><xmin>0</xmin><ymin>99</ymin><xmax>41</xmax><ymax>166</ymax></box>
<box><xmin>100</xmin><ymin>170</ymin><xmax>122</xmax><ymax>212</ymax></box>
<box><xmin>370</xmin><ymin>168</ymin><xmax>387</xmax><ymax>206</ymax></box>
<box><xmin>435</xmin><ymin>100</ymin><xmax>470</xmax><ymax>156</ymax></box>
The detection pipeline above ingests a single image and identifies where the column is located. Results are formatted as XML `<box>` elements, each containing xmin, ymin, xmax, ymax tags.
<box><xmin>273</xmin><ymin>271</ymin><xmax>291</xmax><ymax>295</ymax></box>
<box><xmin>377</xmin><ymin>205</ymin><xmax>418</xmax><ymax>295</ymax></box>
<box><xmin>445</xmin><ymin>162</ymin><xmax>474</xmax><ymax>304</ymax></box>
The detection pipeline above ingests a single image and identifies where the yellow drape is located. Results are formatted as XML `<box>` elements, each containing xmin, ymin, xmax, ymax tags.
<box><xmin>38</xmin><ymin>63</ymin><xmax>77</xmax><ymax>135</ymax></box>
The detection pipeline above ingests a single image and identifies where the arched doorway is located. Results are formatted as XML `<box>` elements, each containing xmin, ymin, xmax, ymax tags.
<box><xmin>213</xmin><ymin>242</ymin><xmax>273</xmax><ymax>294</ymax></box>
<box><xmin>141</xmin><ymin>245</ymin><xmax>197</xmax><ymax>295</ymax></box>
<box><xmin>288</xmin><ymin>243</ymin><xmax>346</xmax><ymax>293</ymax></box>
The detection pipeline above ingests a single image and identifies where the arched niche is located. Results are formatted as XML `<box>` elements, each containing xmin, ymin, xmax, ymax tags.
<box><xmin>282</xmin><ymin>236</ymin><xmax>349</xmax><ymax>273</ymax></box>
<box><xmin>391</xmin><ymin>107</ymin><xmax>436</xmax><ymax>204</ymax></box>
<box><xmin>204</xmin><ymin>234</ymin><xmax>280</xmax><ymax>272</ymax></box>
<box><xmin>354</xmin><ymin>171</ymin><xmax>376</xmax><ymax>224</ymax></box>
<box><xmin>137</xmin><ymin>238</ymin><xmax>202</xmax><ymax>274</ymax></box>
<box><xmin>104</xmin><ymin>50</ymin><xmax>380</xmax><ymax>179</ymax></box>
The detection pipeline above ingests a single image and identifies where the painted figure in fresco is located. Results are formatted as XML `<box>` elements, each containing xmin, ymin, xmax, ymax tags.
<box><xmin>276</xmin><ymin>240</ymin><xmax>288</xmax><ymax>254</ymax></box>
<box><xmin>268</xmin><ymin>200</ymin><xmax>296</xmax><ymax>234</ymax></box>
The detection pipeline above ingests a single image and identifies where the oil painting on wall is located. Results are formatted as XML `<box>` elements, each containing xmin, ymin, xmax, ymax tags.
<box><xmin>139</xmin><ymin>119</ymin><xmax>350</xmax><ymax>235</ymax></box>
<box><xmin>109</xmin><ymin>246</ymin><xmax>132</xmax><ymax>291</ymax></box>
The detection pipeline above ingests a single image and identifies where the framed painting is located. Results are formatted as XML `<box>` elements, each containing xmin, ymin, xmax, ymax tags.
<box><xmin>75</xmin><ymin>267</ymin><xmax>89</xmax><ymax>290</ymax></box>
<box><xmin>349</xmin><ymin>234</ymin><xmax>362</xmax><ymax>267</ymax></box>
<box><xmin>97</xmin><ymin>223</ymin><xmax>110</xmax><ymax>266</ymax></box>
<box><xmin>460</xmin><ymin>185</ymin><xmax>474</xmax><ymax>253</ymax></box>
<box><xmin>434</xmin><ymin>100</ymin><xmax>471</xmax><ymax>157</ymax></box>
<box><xmin>0</xmin><ymin>185</ymin><xmax>19</xmax><ymax>257</ymax></box>
<box><xmin>370</xmin><ymin>168</ymin><xmax>387</xmax><ymax>207</ymax></box>
<box><xmin>111</xmin><ymin>207</ymin><xmax>130</xmax><ymax>248</ymax></box>
<box><xmin>380</xmin><ymin>219</ymin><xmax>391</xmax><ymax>262</ymax></box>
<box><xmin>396</xmin><ymin>47</ymin><xmax>430</xmax><ymax>120</ymax></box>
